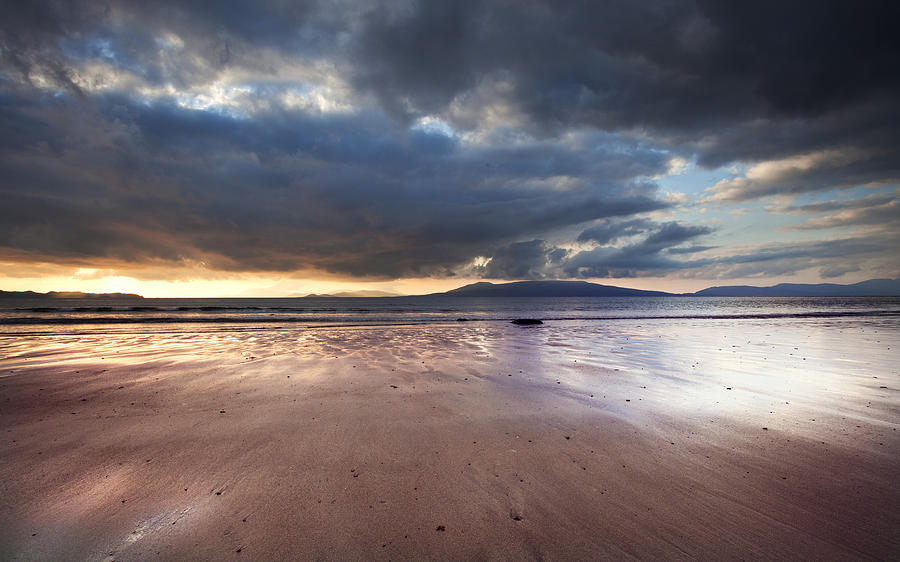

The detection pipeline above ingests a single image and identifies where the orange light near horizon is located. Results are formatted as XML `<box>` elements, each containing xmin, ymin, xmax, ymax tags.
<box><xmin>0</xmin><ymin>263</ymin><xmax>875</xmax><ymax>298</ymax></box>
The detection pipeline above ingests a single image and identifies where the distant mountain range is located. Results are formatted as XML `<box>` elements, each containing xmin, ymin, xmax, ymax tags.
<box><xmin>437</xmin><ymin>278</ymin><xmax>900</xmax><ymax>297</ymax></box>
<box><xmin>3</xmin><ymin>279</ymin><xmax>899</xmax><ymax>299</ymax></box>
<box><xmin>692</xmin><ymin>278</ymin><xmax>900</xmax><ymax>297</ymax></box>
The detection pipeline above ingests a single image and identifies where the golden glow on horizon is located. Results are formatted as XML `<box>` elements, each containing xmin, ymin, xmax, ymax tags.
<box><xmin>0</xmin><ymin>272</ymin><xmax>472</xmax><ymax>298</ymax></box>
<box><xmin>1</xmin><ymin>254</ymin><xmax>879</xmax><ymax>297</ymax></box>
<box><xmin>0</xmin><ymin>268</ymin><xmax>869</xmax><ymax>297</ymax></box>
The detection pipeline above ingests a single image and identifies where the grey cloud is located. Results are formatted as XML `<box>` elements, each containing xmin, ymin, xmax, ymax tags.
<box><xmin>573</xmin><ymin>234</ymin><xmax>898</xmax><ymax>281</ymax></box>
<box><xmin>769</xmin><ymin>192</ymin><xmax>896</xmax><ymax>215</ymax></box>
<box><xmin>665</xmin><ymin>245</ymin><xmax>717</xmax><ymax>255</ymax></box>
<box><xmin>562</xmin><ymin>221</ymin><xmax>713</xmax><ymax>278</ymax></box>
<box><xmin>704</xmin><ymin>147</ymin><xmax>900</xmax><ymax>203</ymax></box>
<box><xmin>360</xmin><ymin>0</ymin><xmax>900</xmax><ymax>208</ymax></box>
<box><xmin>685</xmin><ymin>235</ymin><xmax>900</xmax><ymax>280</ymax></box>
<box><xmin>477</xmin><ymin>240</ymin><xmax>560</xmax><ymax>280</ymax></box>
<box><xmin>470</xmin><ymin>221</ymin><xmax>712</xmax><ymax>279</ymax></box>
<box><xmin>349</xmin><ymin>0</ymin><xmax>899</xmax><ymax>208</ymax></box>
<box><xmin>713</xmin><ymin>238</ymin><xmax>885</xmax><ymax>266</ymax></box>
<box><xmin>0</xmin><ymin>90</ymin><xmax>668</xmax><ymax>277</ymax></box>
<box><xmin>789</xmin><ymin>199</ymin><xmax>900</xmax><ymax>231</ymax></box>
<box><xmin>1</xmin><ymin>1</ymin><xmax>333</xmax><ymax>91</ymax></box>
<box><xmin>349</xmin><ymin>1</ymin><xmax>899</xmax><ymax>150</ymax></box>
<box><xmin>577</xmin><ymin>218</ymin><xmax>652</xmax><ymax>245</ymax></box>
<box><xmin>5</xmin><ymin>1</ymin><xmax>899</xmax><ymax>207</ymax></box>
<box><xmin>486</xmin><ymin>226</ymin><xmax>897</xmax><ymax>281</ymax></box>
<box><xmin>642</xmin><ymin>222</ymin><xmax>713</xmax><ymax>250</ymax></box>
<box><xmin>820</xmin><ymin>264</ymin><xmax>861</xmax><ymax>279</ymax></box>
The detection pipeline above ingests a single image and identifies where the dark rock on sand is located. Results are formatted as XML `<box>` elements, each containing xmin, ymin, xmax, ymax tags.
<box><xmin>511</xmin><ymin>319</ymin><xmax>543</xmax><ymax>325</ymax></box>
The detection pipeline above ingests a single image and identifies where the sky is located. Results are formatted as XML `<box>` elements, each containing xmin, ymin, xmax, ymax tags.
<box><xmin>1</xmin><ymin>0</ymin><xmax>898</xmax><ymax>297</ymax></box>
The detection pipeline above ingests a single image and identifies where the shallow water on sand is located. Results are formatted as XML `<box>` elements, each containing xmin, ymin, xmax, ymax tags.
<box><xmin>3</xmin><ymin>313</ymin><xmax>897</xmax><ymax>413</ymax></box>
<box><xmin>1</xmin><ymin>314</ymin><xmax>898</xmax><ymax>559</ymax></box>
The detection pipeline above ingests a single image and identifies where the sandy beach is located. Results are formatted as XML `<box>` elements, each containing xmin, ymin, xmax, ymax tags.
<box><xmin>1</xmin><ymin>318</ymin><xmax>899</xmax><ymax>560</ymax></box>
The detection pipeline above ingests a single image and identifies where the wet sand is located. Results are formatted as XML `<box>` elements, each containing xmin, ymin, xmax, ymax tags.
<box><xmin>1</xmin><ymin>318</ymin><xmax>899</xmax><ymax>560</ymax></box>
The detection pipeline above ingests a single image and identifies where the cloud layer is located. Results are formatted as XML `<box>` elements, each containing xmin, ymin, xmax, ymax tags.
<box><xmin>1</xmin><ymin>1</ymin><xmax>898</xmax><ymax>282</ymax></box>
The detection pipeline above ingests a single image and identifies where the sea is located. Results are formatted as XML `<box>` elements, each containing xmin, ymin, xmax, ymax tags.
<box><xmin>2</xmin><ymin>295</ymin><xmax>899</xmax><ymax>329</ymax></box>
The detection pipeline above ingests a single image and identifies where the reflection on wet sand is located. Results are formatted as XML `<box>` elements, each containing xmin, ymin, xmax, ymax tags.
<box><xmin>1</xmin><ymin>318</ymin><xmax>898</xmax><ymax>559</ymax></box>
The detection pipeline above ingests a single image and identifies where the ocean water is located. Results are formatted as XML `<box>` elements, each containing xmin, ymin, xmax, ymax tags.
<box><xmin>1</xmin><ymin>295</ymin><xmax>899</xmax><ymax>328</ymax></box>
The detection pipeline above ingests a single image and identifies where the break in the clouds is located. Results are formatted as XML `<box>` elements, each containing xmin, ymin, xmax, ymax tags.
<box><xmin>1</xmin><ymin>0</ymin><xmax>898</xmax><ymax>285</ymax></box>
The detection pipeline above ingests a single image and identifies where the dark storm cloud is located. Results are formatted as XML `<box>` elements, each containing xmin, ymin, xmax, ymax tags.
<box><xmin>477</xmin><ymin>240</ymin><xmax>561</xmax><ymax>280</ymax></box>
<box><xmin>349</xmin><ymin>0</ymin><xmax>900</xmax><ymax>207</ymax></box>
<box><xmin>561</xmin><ymin>221</ymin><xmax>713</xmax><ymax>278</ymax></box>
<box><xmin>351</xmin><ymin>1</ymin><xmax>900</xmax><ymax>139</ymax></box>
<box><xmin>477</xmin><ymin>221</ymin><xmax>713</xmax><ymax>279</ymax></box>
<box><xmin>0</xmin><ymin>89</ymin><xmax>668</xmax><ymax>276</ymax></box>
<box><xmin>2</xmin><ymin>0</ymin><xmax>898</xmax><ymax>281</ymax></box>
<box><xmin>9</xmin><ymin>1</ymin><xmax>898</xmax><ymax>140</ymax></box>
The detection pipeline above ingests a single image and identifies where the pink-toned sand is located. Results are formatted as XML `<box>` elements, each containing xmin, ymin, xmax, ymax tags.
<box><xmin>1</xmin><ymin>319</ymin><xmax>898</xmax><ymax>560</ymax></box>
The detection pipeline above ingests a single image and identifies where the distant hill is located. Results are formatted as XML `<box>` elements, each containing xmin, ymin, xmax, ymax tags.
<box><xmin>692</xmin><ymin>278</ymin><xmax>900</xmax><ymax>297</ymax></box>
<box><xmin>0</xmin><ymin>290</ymin><xmax>144</xmax><ymax>300</ymax></box>
<box><xmin>304</xmin><ymin>290</ymin><xmax>403</xmax><ymax>298</ymax></box>
<box><xmin>440</xmin><ymin>281</ymin><xmax>672</xmax><ymax>297</ymax></box>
